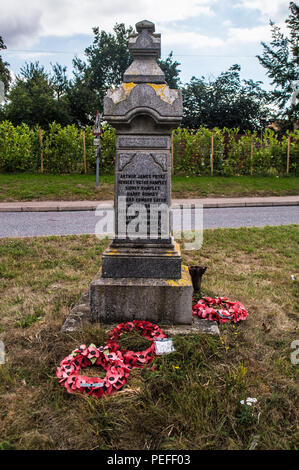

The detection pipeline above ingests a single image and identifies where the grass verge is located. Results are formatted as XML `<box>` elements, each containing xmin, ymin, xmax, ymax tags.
<box><xmin>0</xmin><ymin>226</ymin><xmax>298</xmax><ymax>450</ymax></box>
<box><xmin>0</xmin><ymin>173</ymin><xmax>298</xmax><ymax>201</ymax></box>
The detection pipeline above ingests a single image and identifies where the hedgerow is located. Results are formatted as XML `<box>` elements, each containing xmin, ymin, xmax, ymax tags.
<box><xmin>0</xmin><ymin>121</ymin><xmax>297</xmax><ymax>175</ymax></box>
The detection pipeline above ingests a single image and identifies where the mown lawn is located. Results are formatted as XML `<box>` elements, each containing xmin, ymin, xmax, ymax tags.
<box><xmin>0</xmin><ymin>226</ymin><xmax>298</xmax><ymax>450</ymax></box>
<box><xmin>0</xmin><ymin>173</ymin><xmax>298</xmax><ymax>201</ymax></box>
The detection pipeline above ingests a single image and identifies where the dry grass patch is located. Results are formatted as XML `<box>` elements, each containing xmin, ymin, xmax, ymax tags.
<box><xmin>0</xmin><ymin>226</ymin><xmax>298</xmax><ymax>450</ymax></box>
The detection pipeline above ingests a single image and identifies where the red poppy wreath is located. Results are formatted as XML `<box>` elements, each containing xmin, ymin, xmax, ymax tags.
<box><xmin>107</xmin><ymin>320</ymin><xmax>167</xmax><ymax>369</ymax></box>
<box><xmin>56</xmin><ymin>344</ymin><xmax>129</xmax><ymax>397</ymax></box>
<box><xmin>192</xmin><ymin>297</ymin><xmax>248</xmax><ymax>323</ymax></box>
<box><xmin>57</xmin><ymin>321</ymin><xmax>168</xmax><ymax>397</ymax></box>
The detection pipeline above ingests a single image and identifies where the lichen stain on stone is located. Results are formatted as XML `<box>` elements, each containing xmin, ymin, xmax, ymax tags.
<box><xmin>123</xmin><ymin>82</ymin><xmax>136</xmax><ymax>92</ymax></box>
<box><xmin>107</xmin><ymin>83</ymin><xmax>136</xmax><ymax>104</ymax></box>
<box><xmin>106</xmin><ymin>249</ymin><xmax>120</xmax><ymax>255</ymax></box>
<box><xmin>167</xmin><ymin>280</ymin><xmax>178</xmax><ymax>286</ymax></box>
<box><xmin>146</xmin><ymin>83</ymin><xmax>178</xmax><ymax>105</ymax></box>
<box><xmin>167</xmin><ymin>265</ymin><xmax>192</xmax><ymax>287</ymax></box>
<box><xmin>174</xmin><ymin>241</ymin><xmax>181</xmax><ymax>255</ymax></box>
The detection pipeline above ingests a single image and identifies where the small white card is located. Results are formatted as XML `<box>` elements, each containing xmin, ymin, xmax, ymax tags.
<box><xmin>154</xmin><ymin>338</ymin><xmax>175</xmax><ymax>355</ymax></box>
<box><xmin>0</xmin><ymin>341</ymin><xmax>4</xmax><ymax>365</ymax></box>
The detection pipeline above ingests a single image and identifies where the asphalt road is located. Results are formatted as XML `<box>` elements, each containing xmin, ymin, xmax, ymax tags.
<box><xmin>0</xmin><ymin>206</ymin><xmax>298</xmax><ymax>238</ymax></box>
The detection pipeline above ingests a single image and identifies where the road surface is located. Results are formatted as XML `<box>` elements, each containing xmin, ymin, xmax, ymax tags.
<box><xmin>0</xmin><ymin>205</ymin><xmax>298</xmax><ymax>238</ymax></box>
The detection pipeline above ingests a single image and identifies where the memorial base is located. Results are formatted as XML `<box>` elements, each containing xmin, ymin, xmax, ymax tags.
<box><xmin>101</xmin><ymin>240</ymin><xmax>182</xmax><ymax>279</ymax></box>
<box><xmin>89</xmin><ymin>265</ymin><xmax>193</xmax><ymax>325</ymax></box>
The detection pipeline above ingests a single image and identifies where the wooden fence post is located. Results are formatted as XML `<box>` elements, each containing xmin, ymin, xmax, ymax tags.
<box><xmin>210</xmin><ymin>133</ymin><xmax>214</xmax><ymax>176</ymax></box>
<box><xmin>250</xmin><ymin>138</ymin><xmax>254</xmax><ymax>176</ymax></box>
<box><xmin>83</xmin><ymin>130</ymin><xmax>87</xmax><ymax>174</ymax></box>
<box><xmin>287</xmin><ymin>135</ymin><xmax>291</xmax><ymax>175</ymax></box>
<box><xmin>171</xmin><ymin>131</ymin><xmax>174</xmax><ymax>175</ymax></box>
<box><xmin>39</xmin><ymin>129</ymin><xmax>43</xmax><ymax>174</ymax></box>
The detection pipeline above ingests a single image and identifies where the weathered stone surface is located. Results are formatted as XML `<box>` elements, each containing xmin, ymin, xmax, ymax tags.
<box><xmin>101</xmin><ymin>243</ymin><xmax>181</xmax><ymax>279</ymax></box>
<box><xmin>104</xmin><ymin>83</ymin><xmax>182</xmax><ymax>123</ymax></box>
<box><xmin>118</xmin><ymin>136</ymin><xmax>170</xmax><ymax>149</ymax></box>
<box><xmin>113</xmin><ymin>150</ymin><xmax>172</xmax><ymax>248</ymax></box>
<box><xmin>90</xmin><ymin>266</ymin><xmax>193</xmax><ymax>325</ymax></box>
<box><xmin>123</xmin><ymin>20</ymin><xmax>164</xmax><ymax>83</ymax></box>
<box><xmin>61</xmin><ymin>292</ymin><xmax>91</xmax><ymax>333</ymax></box>
<box><xmin>61</xmin><ymin>290</ymin><xmax>220</xmax><ymax>336</ymax></box>
<box><xmin>116</xmin><ymin>152</ymin><xmax>170</xmax><ymax>203</ymax></box>
<box><xmin>124</xmin><ymin>60</ymin><xmax>165</xmax><ymax>84</ymax></box>
<box><xmin>163</xmin><ymin>317</ymin><xmax>220</xmax><ymax>336</ymax></box>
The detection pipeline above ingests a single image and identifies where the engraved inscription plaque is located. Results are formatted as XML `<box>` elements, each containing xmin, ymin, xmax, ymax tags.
<box><xmin>118</xmin><ymin>136</ymin><xmax>169</xmax><ymax>149</ymax></box>
<box><xmin>116</xmin><ymin>152</ymin><xmax>170</xmax><ymax>241</ymax></box>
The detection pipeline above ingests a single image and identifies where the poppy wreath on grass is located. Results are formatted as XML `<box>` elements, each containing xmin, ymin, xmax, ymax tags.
<box><xmin>107</xmin><ymin>320</ymin><xmax>168</xmax><ymax>369</ymax></box>
<box><xmin>56</xmin><ymin>344</ymin><xmax>130</xmax><ymax>397</ymax></box>
<box><xmin>192</xmin><ymin>297</ymin><xmax>248</xmax><ymax>323</ymax></box>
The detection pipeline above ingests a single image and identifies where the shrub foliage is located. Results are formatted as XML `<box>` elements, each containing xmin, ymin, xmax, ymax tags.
<box><xmin>0</xmin><ymin>121</ymin><xmax>298</xmax><ymax>175</ymax></box>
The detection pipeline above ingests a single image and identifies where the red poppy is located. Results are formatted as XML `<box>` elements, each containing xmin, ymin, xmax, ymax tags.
<box><xmin>73</xmin><ymin>344</ymin><xmax>89</xmax><ymax>356</ymax></box>
<box><xmin>192</xmin><ymin>297</ymin><xmax>248</xmax><ymax>323</ymax></box>
<box><xmin>87</xmin><ymin>346</ymin><xmax>100</xmax><ymax>361</ymax></box>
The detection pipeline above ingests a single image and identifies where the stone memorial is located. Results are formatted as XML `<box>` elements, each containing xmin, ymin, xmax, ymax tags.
<box><xmin>89</xmin><ymin>20</ymin><xmax>193</xmax><ymax>325</ymax></box>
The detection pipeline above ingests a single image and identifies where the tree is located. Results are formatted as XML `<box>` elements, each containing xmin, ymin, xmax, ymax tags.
<box><xmin>257</xmin><ymin>2</ymin><xmax>299</xmax><ymax>125</ymax></box>
<box><xmin>4</xmin><ymin>62</ymin><xmax>71</xmax><ymax>127</ymax></box>
<box><xmin>286</xmin><ymin>2</ymin><xmax>299</xmax><ymax>59</ymax></box>
<box><xmin>0</xmin><ymin>36</ymin><xmax>11</xmax><ymax>95</ymax></box>
<box><xmin>67</xmin><ymin>23</ymin><xmax>181</xmax><ymax>126</ymax></box>
<box><xmin>66</xmin><ymin>67</ymin><xmax>98</xmax><ymax>127</ymax></box>
<box><xmin>51</xmin><ymin>62</ymin><xmax>69</xmax><ymax>101</ymax></box>
<box><xmin>1</xmin><ymin>23</ymin><xmax>181</xmax><ymax>127</ymax></box>
<box><xmin>158</xmin><ymin>51</ymin><xmax>181</xmax><ymax>89</ymax></box>
<box><xmin>182</xmin><ymin>65</ymin><xmax>271</xmax><ymax>131</ymax></box>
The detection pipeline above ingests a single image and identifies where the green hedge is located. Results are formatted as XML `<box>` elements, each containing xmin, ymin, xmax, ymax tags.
<box><xmin>173</xmin><ymin>127</ymin><xmax>299</xmax><ymax>176</ymax></box>
<box><xmin>0</xmin><ymin>121</ymin><xmax>116</xmax><ymax>174</ymax></box>
<box><xmin>0</xmin><ymin>121</ymin><xmax>298</xmax><ymax>175</ymax></box>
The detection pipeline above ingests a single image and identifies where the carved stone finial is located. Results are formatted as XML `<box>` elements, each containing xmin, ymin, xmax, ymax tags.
<box><xmin>124</xmin><ymin>19</ymin><xmax>165</xmax><ymax>84</ymax></box>
<box><xmin>135</xmin><ymin>20</ymin><xmax>155</xmax><ymax>34</ymax></box>
<box><xmin>128</xmin><ymin>19</ymin><xmax>161</xmax><ymax>60</ymax></box>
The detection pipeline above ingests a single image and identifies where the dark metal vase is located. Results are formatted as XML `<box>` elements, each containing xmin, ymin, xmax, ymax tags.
<box><xmin>189</xmin><ymin>266</ymin><xmax>207</xmax><ymax>293</ymax></box>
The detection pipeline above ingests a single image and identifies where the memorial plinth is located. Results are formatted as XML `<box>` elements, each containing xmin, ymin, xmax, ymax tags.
<box><xmin>90</xmin><ymin>20</ymin><xmax>193</xmax><ymax>325</ymax></box>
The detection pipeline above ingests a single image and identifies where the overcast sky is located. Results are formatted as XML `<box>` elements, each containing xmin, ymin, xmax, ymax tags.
<box><xmin>0</xmin><ymin>0</ymin><xmax>290</xmax><ymax>89</ymax></box>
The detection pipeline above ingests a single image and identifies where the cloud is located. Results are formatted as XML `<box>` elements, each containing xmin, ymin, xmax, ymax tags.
<box><xmin>227</xmin><ymin>25</ymin><xmax>273</xmax><ymax>44</ymax></box>
<box><xmin>0</xmin><ymin>0</ymin><xmax>289</xmax><ymax>54</ymax></box>
<box><xmin>16</xmin><ymin>52</ymin><xmax>55</xmax><ymax>60</ymax></box>
<box><xmin>162</xmin><ymin>30</ymin><xmax>224</xmax><ymax>49</ymax></box>
<box><xmin>0</xmin><ymin>9</ymin><xmax>42</xmax><ymax>47</ymax></box>
<box><xmin>0</xmin><ymin>0</ymin><xmax>216</xmax><ymax>47</ymax></box>
<box><xmin>234</xmin><ymin>0</ymin><xmax>290</xmax><ymax>21</ymax></box>
<box><xmin>0</xmin><ymin>0</ymin><xmax>290</xmax><ymax>89</ymax></box>
<box><xmin>222</xmin><ymin>20</ymin><xmax>232</xmax><ymax>27</ymax></box>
